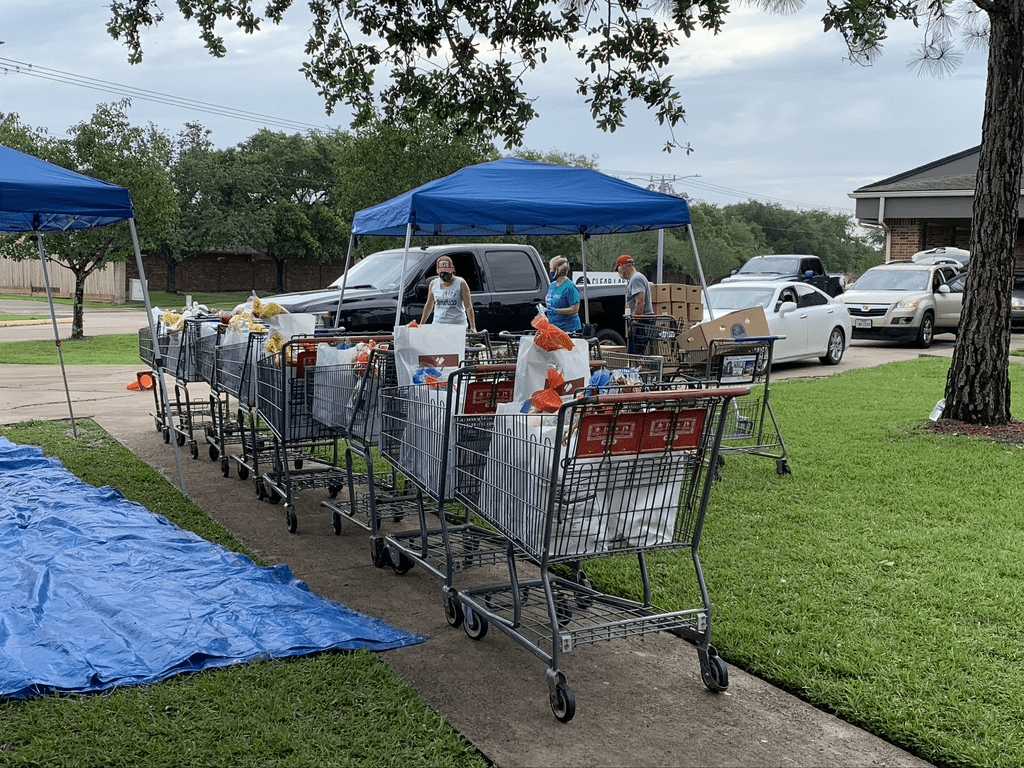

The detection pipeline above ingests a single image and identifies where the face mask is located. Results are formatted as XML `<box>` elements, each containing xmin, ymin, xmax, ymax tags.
<box><xmin>549</xmin><ymin>271</ymin><xmax>557</xmax><ymax>281</ymax></box>
<box><xmin>439</xmin><ymin>271</ymin><xmax>453</xmax><ymax>282</ymax></box>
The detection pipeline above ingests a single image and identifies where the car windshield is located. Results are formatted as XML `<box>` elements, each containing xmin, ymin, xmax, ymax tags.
<box><xmin>738</xmin><ymin>256</ymin><xmax>800</xmax><ymax>275</ymax></box>
<box><xmin>706</xmin><ymin>286</ymin><xmax>776</xmax><ymax>311</ymax></box>
<box><xmin>329</xmin><ymin>250</ymin><xmax>410</xmax><ymax>291</ymax></box>
<box><xmin>852</xmin><ymin>269</ymin><xmax>931</xmax><ymax>292</ymax></box>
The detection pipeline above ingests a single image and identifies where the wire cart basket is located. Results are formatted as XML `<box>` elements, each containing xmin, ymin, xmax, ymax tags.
<box><xmin>255</xmin><ymin>335</ymin><xmax>355</xmax><ymax>533</ymax></box>
<box><xmin>451</xmin><ymin>385</ymin><xmax>747</xmax><ymax>722</ymax></box>
<box><xmin>677</xmin><ymin>336</ymin><xmax>790</xmax><ymax>476</ymax></box>
<box><xmin>138</xmin><ymin>325</ymin><xmax>171</xmax><ymax>437</ymax></box>
<box><xmin>376</xmin><ymin>363</ymin><xmax>529</xmax><ymax>587</ymax></box>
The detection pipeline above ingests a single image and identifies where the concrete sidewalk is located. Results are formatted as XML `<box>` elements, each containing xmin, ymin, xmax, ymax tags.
<box><xmin>0</xmin><ymin>366</ymin><xmax>928</xmax><ymax>767</ymax></box>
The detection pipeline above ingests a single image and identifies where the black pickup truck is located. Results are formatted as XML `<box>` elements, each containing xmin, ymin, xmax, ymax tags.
<box><xmin>268</xmin><ymin>244</ymin><xmax>630</xmax><ymax>344</ymax></box>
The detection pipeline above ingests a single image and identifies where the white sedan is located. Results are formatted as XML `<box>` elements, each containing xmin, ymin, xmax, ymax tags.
<box><xmin>703</xmin><ymin>280</ymin><xmax>852</xmax><ymax>365</ymax></box>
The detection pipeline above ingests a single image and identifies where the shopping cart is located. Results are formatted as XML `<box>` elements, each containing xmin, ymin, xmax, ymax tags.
<box><xmin>451</xmin><ymin>385</ymin><xmax>746</xmax><ymax>722</ymax></box>
<box><xmin>213</xmin><ymin>329</ymin><xmax>272</xmax><ymax>483</ymax></box>
<box><xmin>624</xmin><ymin>314</ymin><xmax>682</xmax><ymax>364</ymax></box>
<box><xmin>677</xmin><ymin>336</ymin><xmax>790</xmax><ymax>476</ymax></box>
<box><xmin>377</xmin><ymin>363</ymin><xmax>522</xmax><ymax>586</ymax></box>
<box><xmin>138</xmin><ymin>325</ymin><xmax>171</xmax><ymax>439</ymax></box>
<box><xmin>255</xmin><ymin>335</ymin><xmax>353</xmax><ymax>533</ymax></box>
<box><xmin>164</xmin><ymin>318</ymin><xmax>222</xmax><ymax>460</ymax></box>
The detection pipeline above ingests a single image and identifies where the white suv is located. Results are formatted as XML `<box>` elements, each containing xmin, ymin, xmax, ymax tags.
<box><xmin>841</xmin><ymin>262</ymin><xmax>963</xmax><ymax>348</ymax></box>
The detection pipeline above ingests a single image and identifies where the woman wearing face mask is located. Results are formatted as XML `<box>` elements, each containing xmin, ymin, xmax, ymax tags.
<box><xmin>420</xmin><ymin>255</ymin><xmax>476</xmax><ymax>331</ymax></box>
<box><xmin>543</xmin><ymin>255</ymin><xmax>582</xmax><ymax>334</ymax></box>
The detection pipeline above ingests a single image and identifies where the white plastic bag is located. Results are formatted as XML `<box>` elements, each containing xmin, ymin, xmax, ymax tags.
<box><xmin>312</xmin><ymin>344</ymin><xmax>359</xmax><ymax>428</ymax></box>
<box><xmin>393</xmin><ymin>324</ymin><xmax>467</xmax><ymax>387</ymax></box>
<box><xmin>268</xmin><ymin>313</ymin><xmax>317</xmax><ymax>340</ymax></box>
<box><xmin>513</xmin><ymin>336</ymin><xmax>590</xmax><ymax>403</ymax></box>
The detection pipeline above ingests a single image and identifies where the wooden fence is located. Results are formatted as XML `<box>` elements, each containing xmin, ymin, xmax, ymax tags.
<box><xmin>0</xmin><ymin>257</ymin><xmax>126</xmax><ymax>303</ymax></box>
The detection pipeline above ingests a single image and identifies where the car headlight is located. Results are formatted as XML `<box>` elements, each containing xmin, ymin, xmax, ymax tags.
<box><xmin>1012</xmin><ymin>297</ymin><xmax>1024</xmax><ymax>310</ymax></box>
<box><xmin>895</xmin><ymin>299</ymin><xmax>921</xmax><ymax>311</ymax></box>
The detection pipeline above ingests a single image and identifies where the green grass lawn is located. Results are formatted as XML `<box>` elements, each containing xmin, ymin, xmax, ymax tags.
<box><xmin>0</xmin><ymin>420</ymin><xmax>483</xmax><ymax>768</ymax></box>
<box><xmin>0</xmin><ymin>334</ymin><xmax>138</xmax><ymax>365</ymax></box>
<box><xmin>0</xmin><ymin>314</ymin><xmax>47</xmax><ymax>322</ymax></box>
<box><xmin>132</xmin><ymin>291</ymin><xmax>254</xmax><ymax>311</ymax></box>
<box><xmin>588</xmin><ymin>357</ymin><xmax>1024</xmax><ymax>768</ymax></box>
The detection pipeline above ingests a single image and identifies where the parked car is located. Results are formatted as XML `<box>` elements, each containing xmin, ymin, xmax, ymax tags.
<box><xmin>722</xmin><ymin>254</ymin><xmax>844</xmax><ymax>297</ymax></box>
<box><xmin>911</xmin><ymin>247</ymin><xmax>970</xmax><ymax>268</ymax></box>
<box><xmin>1012</xmin><ymin>273</ymin><xmax>1024</xmax><ymax>331</ymax></box>
<box><xmin>841</xmin><ymin>262</ymin><xmax>962</xmax><ymax>347</ymax></box>
<box><xmin>703</xmin><ymin>280</ymin><xmax>851</xmax><ymax>366</ymax></box>
<box><xmin>267</xmin><ymin>244</ymin><xmax>631</xmax><ymax>344</ymax></box>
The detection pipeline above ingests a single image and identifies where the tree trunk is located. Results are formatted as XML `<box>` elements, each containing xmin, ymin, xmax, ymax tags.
<box><xmin>944</xmin><ymin>5</ymin><xmax>1024</xmax><ymax>425</ymax></box>
<box><xmin>166</xmin><ymin>255</ymin><xmax>177</xmax><ymax>293</ymax></box>
<box><xmin>274</xmin><ymin>257</ymin><xmax>286</xmax><ymax>293</ymax></box>
<box><xmin>71</xmin><ymin>271</ymin><xmax>87</xmax><ymax>340</ymax></box>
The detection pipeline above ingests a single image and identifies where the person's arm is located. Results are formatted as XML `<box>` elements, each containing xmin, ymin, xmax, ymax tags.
<box><xmin>461</xmin><ymin>279</ymin><xmax>477</xmax><ymax>331</ymax></box>
<box><xmin>631</xmin><ymin>290</ymin><xmax>646</xmax><ymax>316</ymax></box>
<box><xmin>420</xmin><ymin>281</ymin><xmax>435</xmax><ymax>325</ymax></box>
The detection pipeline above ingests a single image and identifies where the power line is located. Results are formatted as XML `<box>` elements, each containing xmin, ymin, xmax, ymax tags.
<box><xmin>0</xmin><ymin>57</ymin><xmax>328</xmax><ymax>133</ymax></box>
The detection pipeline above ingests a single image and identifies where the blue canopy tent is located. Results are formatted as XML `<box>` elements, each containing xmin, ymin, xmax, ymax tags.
<box><xmin>0</xmin><ymin>145</ymin><xmax>184</xmax><ymax>487</ymax></box>
<box><xmin>343</xmin><ymin>157</ymin><xmax>712</xmax><ymax>326</ymax></box>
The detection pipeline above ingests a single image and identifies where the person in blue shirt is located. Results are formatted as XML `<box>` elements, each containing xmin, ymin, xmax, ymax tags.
<box><xmin>544</xmin><ymin>256</ymin><xmax>582</xmax><ymax>334</ymax></box>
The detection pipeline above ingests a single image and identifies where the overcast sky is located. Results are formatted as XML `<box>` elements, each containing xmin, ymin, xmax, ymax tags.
<box><xmin>1</xmin><ymin>1</ymin><xmax>989</xmax><ymax>213</ymax></box>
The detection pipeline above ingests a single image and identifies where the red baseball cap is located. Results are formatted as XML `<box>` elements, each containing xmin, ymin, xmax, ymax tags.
<box><xmin>615</xmin><ymin>255</ymin><xmax>635</xmax><ymax>270</ymax></box>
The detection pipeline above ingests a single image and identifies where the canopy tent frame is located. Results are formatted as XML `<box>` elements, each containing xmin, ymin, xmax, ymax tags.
<box><xmin>0</xmin><ymin>145</ymin><xmax>185</xmax><ymax>491</ymax></box>
<box><xmin>342</xmin><ymin>158</ymin><xmax>714</xmax><ymax>327</ymax></box>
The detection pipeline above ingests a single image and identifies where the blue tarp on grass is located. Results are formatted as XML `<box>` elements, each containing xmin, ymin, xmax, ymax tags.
<box><xmin>0</xmin><ymin>436</ymin><xmax>421</xmax><ymax>699</ymax></box>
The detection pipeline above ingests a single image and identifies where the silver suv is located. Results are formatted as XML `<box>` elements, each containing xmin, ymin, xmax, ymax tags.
<box><xmin>841</xmin><ymin>262</ymin><xmax>963</xmax><ymax>348</ymax></box>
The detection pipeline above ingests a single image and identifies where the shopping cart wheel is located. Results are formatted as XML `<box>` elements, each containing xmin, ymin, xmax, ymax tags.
<box><xmin>462</xmin><ymin>607</ymin><xmax>488</xmax><ymax>641</ymax></box>
<box><xmin>267</xmin><ymin>488</ymin><xmax>282</xmax><ymax>506</ymax></box>
<box><xmin>390</xmin><ymin>548</ymin><xmax>413</xmax><ymax>576</ymax></box>
<box><xmin>574</xmin><ymin>571</ymin><xmax>594</xmax><ymax>610</ymax></box>
<box><xmin>162</xmin><ymin>428</ymin><xmax>171</xmax><ymax>444</ymax></box>
<box><xmin>190</xmin><ymin>442</ymin><xmax>199</xmax><ymax>460</ymax></box>
<box><xmin>176</xmin><ymin>433</ymin><xmax>187</xmax><ymax>447</ymax></box>
<box><xmin>776</xmin><ymin>459</ymin><xmax>791</xmax><ymax>477</ymax></box>
<box><xmin>698</xmin><ymin>647</ymin><xmax>729</xmax><ymax>692</ymax></box>
<box><xmin>237</xmin><ymin>464</ymin><xmax>250</xmax><ymax>482</ymax></box>
<box><xmin>256</xmin><ymin>478</ymin><xmax>266</xmax><ymax>500</ymax></box>
<box><xmin>444</xmin><ymin>592</ymin><xmax>464</xmax><ymax>628</ymax></box>
<box><xmin>208</xmin><ymin>444</ymin><xmax>219</xmax><ymax>461</ymax></box>
<box><xmin>328</xmin><ymin>483</ymin><xmax>341</xmax><ymax>499</ymax></box>
<box><xmin>154</xmin><ymin>417</ymin><xmax>162</xmax><ymax>433</ymax></box>
<box><xmin>370</xmin><ymin>538</ymin><xmax>391</xmax><ymax>568</ymax></box>
<box><xmin>547</xmin><ymin>673</ymin><xmax>576</xmax><ymax>723</ymax></box>
<box><xmin>220</xmin><ymin>456</ymin><xmax>230</xmax><ymax>478</ymax></box>
<box><xmin>285</xmin><ymin>506</ymin><xmax>298</xmax><ymax>534</ymax></box>
<box><xmin>332</xmin><ymin>510</ymin><xmax>342</xmax><ymax>536</ymax></box>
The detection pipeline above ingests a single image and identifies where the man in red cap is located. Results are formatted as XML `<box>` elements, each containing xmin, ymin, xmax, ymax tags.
<box><xmin>616</xmin><ymin>254</ymin><xmax>653</xmax><ymax>353</ymax></box>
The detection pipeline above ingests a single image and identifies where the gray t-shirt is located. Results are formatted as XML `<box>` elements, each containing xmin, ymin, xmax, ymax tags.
<box><xmin>627</xmin><ymin>271</ymin><xmax>652</xmax><ymax>316</ymax></box>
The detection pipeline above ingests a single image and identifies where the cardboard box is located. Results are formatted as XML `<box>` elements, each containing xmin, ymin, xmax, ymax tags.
<box><xmin>686</xmin><ymin>285</ymin><xmax>702</xmax><ymax>303</ymax></box>
<box><xmin>678</xmin><ymin>307</ymin><xmax>770</xmax><ymax>351</ymax></box>
<box><xmin>653</xmin><ymin>284</ymin><xmax>673</xmax><ymax>303</ymax></box>
<box><xmin>670</xmin><ymin>284</ymin><xmax>688</xmax><ymax>303</ymax></box>
<box><xmin>688</xmin><ymin>303</ymin><xmax>704</xmax><ymax>323</ymax></box>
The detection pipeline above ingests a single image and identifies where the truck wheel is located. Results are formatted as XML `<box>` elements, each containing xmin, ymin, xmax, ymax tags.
<box><xmin>596</xmin><ymin>329</ymin><xmax>625</xmax><ymax>348</ymax></box>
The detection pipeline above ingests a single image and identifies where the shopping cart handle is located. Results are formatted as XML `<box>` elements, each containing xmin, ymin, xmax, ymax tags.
<box><xmin>461</xmin><ymin>363</ymin><xmax>518</xmax><ymax>374</ymax></box>
<box><xmin>584</xmin><ymin>386</ymin><xmax>751</xmax><ymax>405</ymax></box>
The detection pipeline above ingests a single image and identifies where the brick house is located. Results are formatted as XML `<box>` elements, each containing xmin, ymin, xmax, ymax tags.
<box><xmin>851</xmin><ymin>146</ymin><xmax>1024</xmax><ymax>267</ymax></box>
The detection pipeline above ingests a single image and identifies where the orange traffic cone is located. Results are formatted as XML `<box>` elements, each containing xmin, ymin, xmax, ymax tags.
<box><xmin>127</xmin><ymin>371</ymin><xmax>155</xmax><ymax>391</ymax></box>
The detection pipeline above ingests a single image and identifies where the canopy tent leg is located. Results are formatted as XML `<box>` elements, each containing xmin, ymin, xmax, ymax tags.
<box><xmin>129</xmin><ymin>219</ymin><xmax>186</xmax><ymax>493</ymax></box>
<box><xmin>578</xmin><ymin>234</ymin><xmax>591</xmax><ymax>326</ymax></box>
<box><xmin>393</xmin><ymin>224</ymin><xmax>413</xmax><ymax>328</ymax></box>
<box><xmin>687</xmin><ymin>224</ymin><xmax>714</xmax><ymax>317</ymax></box>
<box><xmin>35</xmin><ymin>234</ymin><xmax>78</xmax><ymax>439</ymax></box>
<box><xmin>657</xmin><ymin>228</ymin><xmax>665</xmax><ymax>284</ymax></box>
<box><xmin>333</xmin><ymin>233</ymin><xmax>356</xmax><ymax>329</ymax></box>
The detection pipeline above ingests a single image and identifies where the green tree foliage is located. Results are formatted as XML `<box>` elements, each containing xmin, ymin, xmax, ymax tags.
<box><xmin>0</xmin><ymin>102</ymin><xmax>176</xmax><ymax>338</ymax></box>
